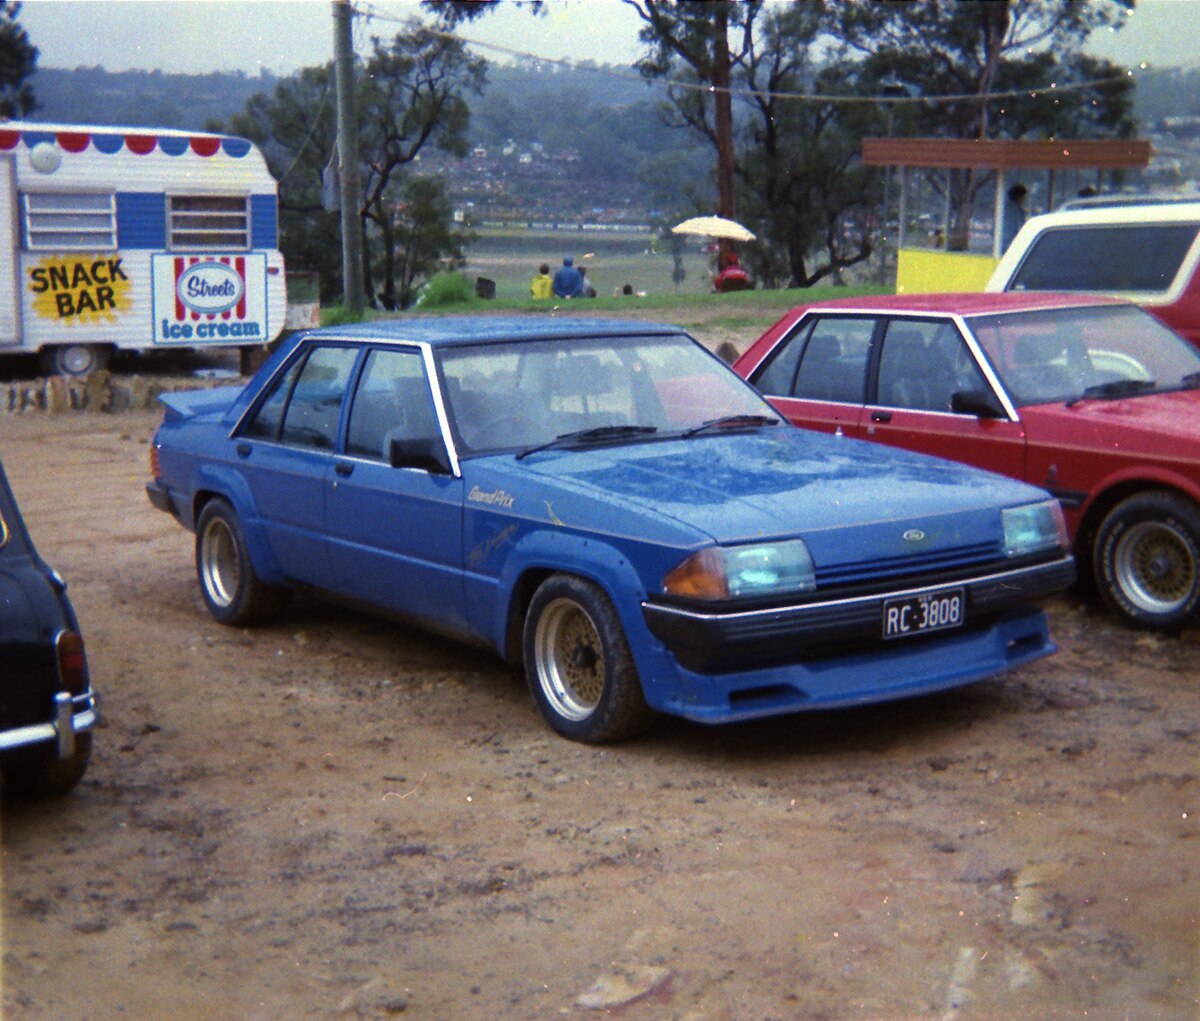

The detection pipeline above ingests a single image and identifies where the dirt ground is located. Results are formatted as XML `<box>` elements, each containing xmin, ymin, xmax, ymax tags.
<box><xmin>1</xmin><ymin>399</ymin><xmax>1197</xmax><ymax>1020</ymax></box>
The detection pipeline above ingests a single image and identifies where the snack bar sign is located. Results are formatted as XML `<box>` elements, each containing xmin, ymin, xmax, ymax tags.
<box><xmin>28</xmin><ymin>255</ymin><xmax>133</xmax><ymax>324</ymax></box>
<box><xmin>152</xmin><ymin>254</ymin><xmax>268</xmax><ymax>344</ymax></box>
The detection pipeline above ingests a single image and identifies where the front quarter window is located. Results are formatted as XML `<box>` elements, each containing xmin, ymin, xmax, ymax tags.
<box><xmin>346</xmin><ymin>348</ymin><xmax>440</xmax><ymax>460</ymax></box>
<box><xmin>876</xmin><ymin>320</ymin><xmax>992</xmax><ymax>413</ymax></box>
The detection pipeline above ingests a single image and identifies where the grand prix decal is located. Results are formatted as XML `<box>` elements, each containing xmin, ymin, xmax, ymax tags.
<box><xmin>28</xmin><ymin>254</ymin><xmax>132</xmax><ymax>324</ymax></box>
<box><xmin>152</xmin><ymin>254</ymin><xmax>268</xmax><ymax>343</ymax></box>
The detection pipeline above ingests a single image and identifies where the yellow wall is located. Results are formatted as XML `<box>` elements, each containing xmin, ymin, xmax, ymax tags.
<box><xmin>895</xmin><ymin>248</ymin><xmax>998</xmax><ymax>294</ymax></box>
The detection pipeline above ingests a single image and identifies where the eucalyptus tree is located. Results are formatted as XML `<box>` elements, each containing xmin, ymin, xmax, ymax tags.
<box><xmin>228</xmin><ymin>67</ymin><xmax>341</xmax><ymax>298</ymax></box>
<box><xmin>228</xmin><ymin>20</ymin><xmax>484</xmax><ymax>308</ymax></box>
<box><xmin>358</xmin><ymin>22</ymin><xmax>485</xmax><ymax>307</ymax></box>
<box><xmin>0</xmin><ymin>0</ymin><xmax>38</xmax><ymax>118</ymax></box>
<box><xmin>626</xmin><ymin>0</ymin><xmax>877</xmax><ymax>287</ymax></box>
<box><xmin>830</xmin><ymin>0</ymin><xmax>1136</xmax><ymax>248</ymax></box>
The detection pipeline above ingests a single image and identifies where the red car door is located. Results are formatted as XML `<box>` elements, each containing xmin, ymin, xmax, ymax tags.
<box><xmin>863</xmin><ymin>318</ymin><xmax>1027</xmax><ymax>480</ymax></box>
<box><xmin>743</xmin><ymin>315</ymin><xmax>875</xmax><ymax>437</ymax></box>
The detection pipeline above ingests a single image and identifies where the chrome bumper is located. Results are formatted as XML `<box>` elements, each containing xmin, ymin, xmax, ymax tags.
<box><xmin>0</xmin><ymin>691</ymin><xmax>98</xmax><ymax>759</ymax></box>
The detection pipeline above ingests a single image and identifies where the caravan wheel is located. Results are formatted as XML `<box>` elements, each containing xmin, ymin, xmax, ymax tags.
<box><xmin>40</xmin><ymin>344</ymin><xmax>110</xmax><ymax>377</ymax></box>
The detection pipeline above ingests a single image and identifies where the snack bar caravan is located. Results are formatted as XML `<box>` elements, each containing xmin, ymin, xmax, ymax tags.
<box><xmin>0</xmin><ymin>121</ymin><xmax>286</xmax><ymax>375</ymax></box>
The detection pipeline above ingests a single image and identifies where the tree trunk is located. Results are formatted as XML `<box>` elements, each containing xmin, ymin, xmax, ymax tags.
<box><xmin>711</xmin><ymin>4</ymin><xmax>737</xmax><ymax>262</ymax></box>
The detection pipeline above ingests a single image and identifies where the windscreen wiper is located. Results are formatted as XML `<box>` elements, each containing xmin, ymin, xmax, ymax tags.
<box><xmin>680</xmin><ymin>414</ymin><xmax>780</xmax><ymax>439</ymax></box>
<box><xmin>1180</xmin><ymin>371</ymin><xmax>1200</xmax><ymax>390</ymax></box>
<box><xmin>1066</xmin><ymin>378</ymin><xmax>1156</xmax><ymax>408</ymax></box>
<box><xmin>516</xmin><ymin>425</ymin><xmax>658</xmax><ymax>460</ymax></box>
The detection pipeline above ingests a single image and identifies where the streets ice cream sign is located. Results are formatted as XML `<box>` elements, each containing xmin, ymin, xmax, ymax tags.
<box><xmin>152</xmin><ymin>254</ymin><xmax>268</xmax><ymax>343</ymax></box>
<box><xmin>28</xmin><ymin>255</ymin><xmax>132</xmax><ymax>324</ymax></box>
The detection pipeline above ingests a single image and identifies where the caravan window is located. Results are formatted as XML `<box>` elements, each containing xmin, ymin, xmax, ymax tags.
<box><xmin>169</xmin><ymin>195</ymin><xmax>249</xmax><ymax>250</ymax></box>
<box><xmin>23</xmin><ymin>193</ymin><xmax>116</xmax><ymax>250</ymax></box>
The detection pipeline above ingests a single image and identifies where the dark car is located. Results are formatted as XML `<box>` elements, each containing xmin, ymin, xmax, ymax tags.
<box><xmin>0</xmin><ymin>458</ymin><xmax>97</xmax><ymax>796</ymax></box>
<box><xmin>734</xmin><ymin>292</ymin><xmax>1200</xmax><ymax>631</ymax></box>
<box><xmin>146</xmin><ymin>317</ymin><xmax>1073</xmax><ymax>743</ymax></box>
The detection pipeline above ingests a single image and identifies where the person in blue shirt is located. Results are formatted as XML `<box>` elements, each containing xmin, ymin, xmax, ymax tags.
<box><xmin>1002</xmin><ymin>184</ymin><xmax>1027</xmax><ymax>251</ymax></box>
<box><xmin>552</xmin><ymin>256</ymin><xmax>583</xmax><ymax>299</ymax></box>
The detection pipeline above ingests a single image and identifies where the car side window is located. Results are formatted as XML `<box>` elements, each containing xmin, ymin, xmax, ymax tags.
<box><xmin>242</xmin><ymin>357</ymin><xmax>305</xmax><ymax>441</ymax></box>
<box><xmin>277</xmin><ymin>346</ymin><xmax>359</xmax><ymax>450</ymax></box>
<box><xmin>346</xmin><ymin>349</ymin><xmax>440</xmax><ymax>461</ymax></box>
<box><xmin>876</xmin><ymin>321</ymin><xmax>991</xmax><ymax>413</ymax></box>
<box><xmin>750</xmin><ymin>320</ymin><xmax>813</xmax><ymax>396</ymax></box>
<box><xmin>790</xmin><ymin>318</ymin><xmax>873</xmax><ymax>403</ymax></box>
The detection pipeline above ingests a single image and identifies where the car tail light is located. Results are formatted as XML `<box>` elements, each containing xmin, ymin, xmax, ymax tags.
<box><xmin>55</xmin><ymin>631</ymin><xmax>89</xmax><ymax>694</ymax></box>
<box><xmin>149</xmin><ymin>442</ymin><xmax>161</xmax><ymax>479</ymax></box>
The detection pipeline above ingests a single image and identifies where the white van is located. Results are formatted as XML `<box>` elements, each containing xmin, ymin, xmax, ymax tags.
<box><xmin>986</xmin><ymin>200</ymin><xmax>1200</xmax><ymax>348</ymax></box>
<box><xmin>1</xmin><ymin>121</ymin><xmax>286</xmax><ymax>375</ymax></box>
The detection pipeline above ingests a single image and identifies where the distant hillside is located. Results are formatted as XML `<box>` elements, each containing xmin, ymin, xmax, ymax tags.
<box><xmin>27</xmin><ymin>66</ymin><xmax>278</xmax><ymax>131</ymax></box>
<box><xmin>26</xmin><ymin>60</ymin><xmax>666</xmax><ymax>136</ymax></box>
<box><xmin>22</xmin><ymin>62</ymin><xmax>708</xmax><ymax>220</ymax></box>
<box><xmin>1136</xmin><ymin>66</ymin><xmax>1200</xmax><ymax>124</ymax></box>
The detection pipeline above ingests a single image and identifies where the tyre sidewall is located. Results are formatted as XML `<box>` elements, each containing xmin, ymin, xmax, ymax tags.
<box><xmin>1095</xmin><ymin>495</ymin><xmax>1200</xmax><ymax>630</ymax></box>
<box><xmin>196</xmin><ymin>499</ymin><xmax>250</xmax><ymax>625</ymax></box>
<box><xmin>523</xmin><ymin>575</ymin><xmax>649</xmax><ymax>743</ymax></box>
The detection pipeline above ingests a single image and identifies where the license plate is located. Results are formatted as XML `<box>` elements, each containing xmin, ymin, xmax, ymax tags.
<box><xmin>883</xmin><ymin>588</ymin><xmax>965</xmax><ymax>639</ymax></box>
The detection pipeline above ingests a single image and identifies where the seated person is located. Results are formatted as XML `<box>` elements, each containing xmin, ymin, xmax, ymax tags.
<box><xmin>713</xmin><ymin>251</ymin><xmax>751</xmax><ymax>292</ymax></box>
<box><xmin>530</xmin><ymin>263</ymin><xmax>553</xmax><ymax>300</ymax></box>
<box><xmin>552</xmin><ymin>257</ymin><xmax>583</xmax><ymax>299</ymax></box>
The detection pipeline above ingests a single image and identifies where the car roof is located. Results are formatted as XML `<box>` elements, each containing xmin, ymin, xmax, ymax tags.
<box><xmin>1020</xmin><ymin>201</ymin><xmax>1200</xmax><ymax>228</ymax></box>
<box><xmin>306</xmin><ymin>315</ymin><xmax>683</xmax><ymax>348</ymax></box>
<box><xmin>784</xmin><ymin>291</ymin><xmax>1129</xmax><ymax>318</ymax></box>
<box><xmin>1057</xmin><ymin>194</ymin><xmax>1200</xmax><ymax>211</ymax></box>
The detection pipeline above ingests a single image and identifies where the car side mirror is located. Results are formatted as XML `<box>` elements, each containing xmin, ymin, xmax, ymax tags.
<box><xmin>388</xmin><ymin>436</ymin><xmax>452</xmax><ymax>474</ymax></box>
<box><xmin>950</xmin><ymin>389</ymin><xmax>1005</xmax><ymax>419</ymax></box>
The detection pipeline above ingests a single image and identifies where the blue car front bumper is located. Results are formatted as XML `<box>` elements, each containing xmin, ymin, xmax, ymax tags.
<box><xmin>636</xmin><ymin>554</ymin><xmax>1073</xmax><ymax>723</ymax></box>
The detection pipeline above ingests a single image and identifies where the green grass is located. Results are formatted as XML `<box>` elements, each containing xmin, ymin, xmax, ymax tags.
<box><xmin>321</xmin><ymin>230</ymin><xmax>889</xmax><ymax>340</ymax></box>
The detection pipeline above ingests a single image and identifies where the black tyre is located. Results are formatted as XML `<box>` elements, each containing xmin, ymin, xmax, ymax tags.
<box><xmin>195</xmin><ymin>498</ymin><xmax>291</xmax><ymax>626</ymax></box>
<box><xmin>523</xmin><ymin>575</ymin><xmax>655</xmax><ymax>743</ymax></box>
<box><xmin>2</xmin><ymin>733</ymin><xmax>92</xmax><ymax>798</ymax></box>
<box><xmin>39</xmin><ymin>344</ymin><xmax>109</xmax><ymax>377</ymax></box>
<box><xmin>1094</xmin><ymin>491</ymin><xmax>1200</xmax><ymax>631</ymax></box>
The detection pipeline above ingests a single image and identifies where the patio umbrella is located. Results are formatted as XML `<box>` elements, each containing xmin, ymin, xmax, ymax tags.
<box><xmin>671</xmin><ymin>215</ymin><xmax>756</xmax><ymax>242</ymax></box>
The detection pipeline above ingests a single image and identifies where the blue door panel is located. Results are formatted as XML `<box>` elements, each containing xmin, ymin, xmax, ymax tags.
<box><xmin>235</xmin><ymin>443</ymin><xmax>332</xmax><ymax>588</ymax></box>
<box><xmin>325</xmin><ymin>460</ymin><xmax>466</xmax><ymax>629</ymax></box>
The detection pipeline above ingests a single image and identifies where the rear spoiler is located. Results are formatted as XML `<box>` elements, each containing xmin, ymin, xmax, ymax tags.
<box><xmin>157</xmin><ymin>385</ymin><xmax>243</xmax><ymax>423</ymax></box>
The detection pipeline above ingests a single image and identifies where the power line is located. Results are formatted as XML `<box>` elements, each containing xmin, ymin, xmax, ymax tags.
<box><xmin>352</xmin><ymin>1</ymin><xmax>1196</xmax><ymax>108</ymax></box>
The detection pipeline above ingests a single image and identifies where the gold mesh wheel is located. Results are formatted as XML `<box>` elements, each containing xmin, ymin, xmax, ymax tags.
<box><xmin>532</xmin><ymin>597</ymin><xmax>605</xmax><ymax>722</ymax></box>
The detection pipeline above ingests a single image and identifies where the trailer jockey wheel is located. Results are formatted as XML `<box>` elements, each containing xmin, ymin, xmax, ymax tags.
<box><xmin>40</xmin><ymin>344</ymin><xmax>110</xmax><ymax>378</ymax></box>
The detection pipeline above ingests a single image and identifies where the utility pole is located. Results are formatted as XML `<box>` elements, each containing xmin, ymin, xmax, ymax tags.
<box><xmin>711</xmin><ymin>3</ymin><xmax>736</xmax><ymax>266</ymax></box>
<box><xmin>333</xmin><ymin>0</ymin><xmax>364</xmax><ymax>314</ymax></box>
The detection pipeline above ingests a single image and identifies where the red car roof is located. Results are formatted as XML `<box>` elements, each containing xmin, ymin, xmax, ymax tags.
<box><xmin>787</xmin><ymin>291</ymin><xmax>1128</xmax><ymax>317</ymax></box>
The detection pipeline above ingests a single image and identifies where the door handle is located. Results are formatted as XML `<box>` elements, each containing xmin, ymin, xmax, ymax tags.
<box><xmin>870</xmin><ymin>410</ymin><xmax>893</xmax><ymax>424</ymax></box>
<box><xmin>334</xmin><ymin>461</ymin><xmax>354</xmax><ymax>477</ymax></box>
<box><xmin>236</xmin><ymin>442</ymin><xmax>251</xmax><ymax>458</ymax></box>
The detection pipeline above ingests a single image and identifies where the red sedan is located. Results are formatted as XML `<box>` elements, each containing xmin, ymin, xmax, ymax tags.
<box><xmin>734</xmin><ymin>292</ymin><xmax>1200</xmax><ymax>631</ymax></box>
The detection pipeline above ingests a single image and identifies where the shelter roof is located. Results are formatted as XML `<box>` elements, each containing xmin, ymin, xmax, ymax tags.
<box><xmin>861</xmin><ymin>137</ymin><xmax>1150</xmax><ymax>171</ymax></box>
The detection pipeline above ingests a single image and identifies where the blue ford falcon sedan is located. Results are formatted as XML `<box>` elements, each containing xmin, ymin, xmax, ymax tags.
<box><xmin>146</xmin><ymin>317</ymin><xmax>1074</xmax><ymax>742</ymax></box>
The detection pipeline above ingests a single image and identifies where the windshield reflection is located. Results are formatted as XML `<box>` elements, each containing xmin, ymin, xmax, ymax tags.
<box><xmin>438</xmin><ymin>333</ymin><xmax>779</xmax><ymax>455</ymax></box>
<box><xmin>966</xmin><ymin>305</ymin><xmax>1200</xmax><ymax>407</ymax></box>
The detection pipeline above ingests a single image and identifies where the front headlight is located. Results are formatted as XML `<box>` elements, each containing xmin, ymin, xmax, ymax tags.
<box><xmin>1002</xmin><ymin>500</ymin><xmax>1068</xmax><ymax>558</ymax></box>
<box><xmin>663</xmin><ymin>539</ymin><xmax>816</xmax><ymax>601</ymax></box>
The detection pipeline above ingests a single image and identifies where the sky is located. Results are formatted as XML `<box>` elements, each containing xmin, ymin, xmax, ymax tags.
<box><xmin>15</xmin><ymin>0</ymin><xmax>1200</xmax><ymax>78</ymax></box>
